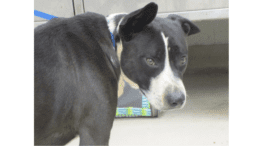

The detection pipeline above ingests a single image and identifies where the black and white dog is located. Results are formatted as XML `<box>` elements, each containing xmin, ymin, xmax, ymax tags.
<box><xmin>34</xmin><ymin>2</ymin><xmax>200</xmax><ymax>145</ymax></box>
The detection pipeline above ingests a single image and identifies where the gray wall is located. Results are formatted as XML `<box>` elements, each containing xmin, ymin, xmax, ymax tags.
<box><xmin>186</xmin><ymin>44</ymin><xmax>228</xmax><ymax>73</ymax></box>
<box><xmin>83</xmin><ymin>0</ymin><xmax>228</xmax><ymax>16</ymax></box>
<box><xmin>34</xmin><ymin>0</ymin><xmax>74</xmax><ymax>21</ymax></box>
<box><xmin>34</xmin><ymin>0</ymin><xmax>229</xmax><ymax>69</ymax></box>
<box><xmin>34</xmin><ymin>0</ymin><xmax>228</xmax><ymax>21</ymax></box>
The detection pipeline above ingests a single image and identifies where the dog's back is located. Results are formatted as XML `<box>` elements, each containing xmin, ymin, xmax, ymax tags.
<box><xmin>34</xmin><ymin>12</ymin><xmax>120</xmax><ymax>145</ymax></box>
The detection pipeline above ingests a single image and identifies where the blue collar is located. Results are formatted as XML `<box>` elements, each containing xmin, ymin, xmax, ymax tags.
<box><xmin>107</xmin><ymin>19</ymin><xmax>116</xmax><ymax>48</ymax></box>
<box><xmin>110</xmin><ymin>32</ymin><xmax>116</xmax><ymax>48</ymax></box>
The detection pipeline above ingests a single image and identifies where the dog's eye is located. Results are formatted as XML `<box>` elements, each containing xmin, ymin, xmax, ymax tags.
<box><xmin>146</xmin><ymin>58</ymin><xmax>155</xmax><ymax>66</ymax></box>
<box><xmin>180</xmin><ymin>56</ymin><xmax>187</xmax><ymax>65</ymax></box>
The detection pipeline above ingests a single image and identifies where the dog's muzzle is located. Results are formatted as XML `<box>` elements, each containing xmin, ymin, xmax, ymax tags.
<box><xmin>140</xmin><ymin>88</ymin><xmax>186</xmax><ymax>110</ymax></box>
<box><xmin>165</xmin><ymin>90</ymin><xmax>185</xmax><ymax>108</ymax></box>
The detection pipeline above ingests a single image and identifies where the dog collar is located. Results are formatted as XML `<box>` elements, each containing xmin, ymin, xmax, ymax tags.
<box><xmin>107</xmin><ymin>19</ymin><xmax>116</xmax><ymax>48</ymax></box>
<box><xmin>110</xmin><ymin>32</ymin><xmax>115</xmax><ymax>48</ymax></box>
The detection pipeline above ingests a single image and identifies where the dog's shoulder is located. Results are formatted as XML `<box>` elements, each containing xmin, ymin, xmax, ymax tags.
<box><xmin>34</xmin><ymin>12</ymin><xmax>120</xmax><ymax>80</ymax></box>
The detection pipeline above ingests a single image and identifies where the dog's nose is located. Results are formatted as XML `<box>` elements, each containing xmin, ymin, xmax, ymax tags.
<box><xmin>166</xmin><ymin>91</ymin><xmax>185</xmax><ymax>107</ymax></box>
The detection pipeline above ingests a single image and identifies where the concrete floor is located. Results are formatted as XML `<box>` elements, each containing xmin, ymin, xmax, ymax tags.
<box><xmin>66</xmin><ymin>68</ymin><xmax>229</xmax><ymax>146</ymax></box>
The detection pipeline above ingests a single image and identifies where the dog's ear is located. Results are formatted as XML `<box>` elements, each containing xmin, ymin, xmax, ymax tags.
<box><xmin>119</xmin><ymin>2</ymin><xmax>158</xmax><ymax>41</ymax></box>
<box><xmin>167</xmin><ymin>14</ymin><xmax>200</xmax><ymax>36</ymax></box>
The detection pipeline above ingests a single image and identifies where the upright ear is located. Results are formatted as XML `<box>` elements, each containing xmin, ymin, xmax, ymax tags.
<box><xmin>119</xmin><ymin>2</ymin><xmax>158</xmax><ymax>41</ymax></box>
<box><xmin>167</xmin><ymin>14</ymin><xmax>200</xmax><ymax>36</ymax></box>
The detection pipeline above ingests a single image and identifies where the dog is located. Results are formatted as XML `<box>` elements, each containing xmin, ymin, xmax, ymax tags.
<box><xmin>34</xmin><ymin>2</ymin><xmax>200</xmax><ymax>145</ymax></box>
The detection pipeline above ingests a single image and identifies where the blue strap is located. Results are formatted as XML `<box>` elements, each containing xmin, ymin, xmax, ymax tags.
<box><xmin>34</xmin><ymin>10</ymin><xmax>58</xmax><ymax>20</ymax></box>
<box><xmin>34</xmin><ymin>10</ymin><xmax>115</xmax><ymax>47</ymax></box>
<box><xmin>110</xmin><ymin>32</ymin><xmax>116</xmax><ymax>48</ymax></box>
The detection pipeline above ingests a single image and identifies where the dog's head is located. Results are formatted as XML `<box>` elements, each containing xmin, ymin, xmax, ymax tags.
<box><xmin>107</xmin><ymin>2</ymin><xmax>200</xmax><ymax>110</ymax></box>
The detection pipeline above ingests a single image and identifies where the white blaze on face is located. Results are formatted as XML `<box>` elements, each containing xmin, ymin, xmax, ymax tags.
<box><xmin>143</xmin><ymin>32</ymin><xmax>186</xmax><ymax>110</ymax></box>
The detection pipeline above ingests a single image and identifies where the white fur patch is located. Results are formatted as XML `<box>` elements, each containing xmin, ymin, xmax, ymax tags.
<box><xmin>106</xmin><ymin>13</ymin><xmax>126</xmax><ymax>34</ymax></box>
<box><xmin>116</xmin><ymin>17</ymin><xmax>124</xmax><ymax>33</ymax></box>
<box><xmin>143</xmin><ymin>32</ymin><xmax>186</xmax><ymax>110</ymax></box>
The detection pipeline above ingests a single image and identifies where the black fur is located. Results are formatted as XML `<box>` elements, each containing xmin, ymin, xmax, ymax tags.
<box><xmin>167</xmin><ymin>14</ymin><xmax>200</xmax><ymax>36</ymax></box>
<box><xmin>34</xmin><ymin>12</ymin><xmax>120</xmax><ymax>145</ymax></box>
<box><xmin>119</xmin><ymin>2</ymin><xmax>158</xmax><ymax>41</ymax></box>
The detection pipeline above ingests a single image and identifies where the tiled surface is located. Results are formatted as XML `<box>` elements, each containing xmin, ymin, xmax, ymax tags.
<box><xmin>66</xmin><ymin>70</ymin><xmax>229</xmax><ymax>146</ymax></box>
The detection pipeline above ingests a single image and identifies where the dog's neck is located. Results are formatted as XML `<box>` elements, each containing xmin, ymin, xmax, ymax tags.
<box><xmin>106</xmin><ymin>14</ymin><xmax>140</xmax><ymax>97</ymax></box>
<box><xmin>106</xmin><ymin>14</ymin><xmax>125</xmax><ymax>51</ymax></box>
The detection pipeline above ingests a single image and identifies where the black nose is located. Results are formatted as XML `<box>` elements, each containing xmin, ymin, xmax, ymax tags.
<box><xmin>166</xmin><ymin>91</ymin><xmax>185</xmax><ymax>107</ymax></box>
